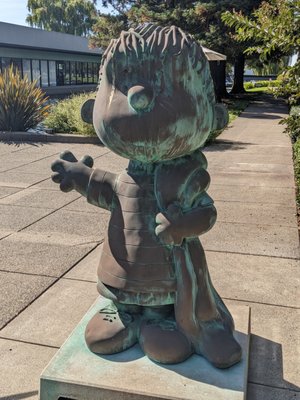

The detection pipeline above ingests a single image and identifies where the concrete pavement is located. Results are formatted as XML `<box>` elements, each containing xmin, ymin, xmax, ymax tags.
<box><xmin>0</xmin><ymin>96</ymin><xmax>299</xmax><ymax>400</ymax></box>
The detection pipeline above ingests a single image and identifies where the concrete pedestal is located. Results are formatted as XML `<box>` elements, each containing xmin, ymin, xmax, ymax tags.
<box><xmin>40</xmin><ymin>298</ymin><xmax>250</xmax><ymax>400</ymax></box>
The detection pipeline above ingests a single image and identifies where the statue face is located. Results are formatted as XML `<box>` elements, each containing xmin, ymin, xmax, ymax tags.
<box><xmin>93</xmin><ymin>41</ymin><xmax>216</xmax><ymax>163</ymax></box>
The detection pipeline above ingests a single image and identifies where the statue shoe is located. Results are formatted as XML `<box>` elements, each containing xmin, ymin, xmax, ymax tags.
<box><xmin>194</xmin><ymin>321</ymin><xmax>242</xmax><ymax>369</ymax></box>
<box><xmin>139</xmin><ymin>318</ymin><xmax>193</xmax><ymax>364</ymax></box>
<box><xmin>85</xmin><ymin>301</ymin><xmax>140</xmax><ymax>355</ymax></box>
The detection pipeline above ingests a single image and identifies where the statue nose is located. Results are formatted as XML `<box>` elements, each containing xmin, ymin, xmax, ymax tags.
<box><xmin>128</xmin><ymin>85</ymin><xmax>154</xmax><ymax>112</ymax></box>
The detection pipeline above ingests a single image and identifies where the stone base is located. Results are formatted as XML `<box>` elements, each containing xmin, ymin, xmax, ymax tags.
<box><xmin>40</xmin><ymin>298</ymin><xmax>250</xmax><ymax>400</ymax></box>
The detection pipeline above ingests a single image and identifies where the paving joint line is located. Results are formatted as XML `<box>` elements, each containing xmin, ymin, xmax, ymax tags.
<box><xmin>0</xmin><ymin>269</ymin><xmax>71</xmax><ymax>279</ymax></box>
<box><xmin>216</xmin><ymin>219</ymin><xmax>297</xmax><ymax>229</ymax></box>
<box><xmin>14</xmin><ymin>195</ymin><xmax>87</xmax><ymax>233</ymax></box>
<box><xmin>212</xmin><ymin>199</ymin><xmax>296</xmax><ymax>206</ymax></box>
<box><xmin>0</xmin><ymin>148</ymin><xmax>110</xmax><ymax>183</ymax></box>
<box><xmin>0</xmin><ymin>242</ymin><xmax>101</xmax><ymax>331</ymax></box>
<box><xmin>210</xmin><ymin>183</ymin><xmax>296</xmax><ymax>190</ymax></box>
<box><xmin>0</xmin><ymin>233</ymin><xmax>13</xmax><ymax>242</ymax></box>
<box><xmin>0</xmin><ymin>204</ymin><xmax>55</xmax><ymax>211</ymax></box>
<box><xmin>62</xmin><ymin>276</ymin><xmax>97</xmax><ymax>284</ymax></box>
<box><xmin>247</xmin><ymin>380</ymin><xmax>300</xmax><ymax>393</ymax></box>
<box><xmin>223</xmin><ymin>297</ymin><xmax>299</xmax><ymax>310</ymax></box>
<box><xmin>0</xmin><ymin>336</ymin><xmax>60</xmax><ymax>350</ymax></box>
<box><xmin>0</xmin><ymin>152</ymin><xmax>67</xmax><ymax>174</ymax></box>
<box><xmin>205</xmin><ymin>248</ymin><xmax>300</xmax><ymax>261</ymax></box>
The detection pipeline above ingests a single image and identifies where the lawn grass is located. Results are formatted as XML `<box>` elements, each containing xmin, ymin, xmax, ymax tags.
<box><xmin>246</xmin><ymin>87</ymin><xmax>269</xmax><ymax>93</ymax></box>
<box><xmin>227</xmin><ymin>98</ymin><xmax>250</xmax><ymax>123</ymax></box>
<box><xmin>206</xmin><ymin>98</ymin><xmax>249</xmax><ymax>144</ymax></box>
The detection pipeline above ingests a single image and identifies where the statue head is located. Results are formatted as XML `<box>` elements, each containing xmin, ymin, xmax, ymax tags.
<box><xmin>89</xmin><ymin>24</ymin><xmax>228</xmax><ymax>163</ymax></box>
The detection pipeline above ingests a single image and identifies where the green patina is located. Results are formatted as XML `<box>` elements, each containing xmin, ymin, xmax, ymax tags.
<box><xmin>52</xmin><ymin>23</ymin><xmax>242</xmax><ymax>368</ymax></box>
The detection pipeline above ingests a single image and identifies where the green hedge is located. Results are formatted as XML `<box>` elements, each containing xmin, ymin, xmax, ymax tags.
<box><xmin>281</xmin><ymin>105</ymin><xmax>300</xmax><ymax>208</ymax></box>
<box><xmin>244</xmin><ymin>80</ymin><xmax>280</xmax><ymax>90</ymax></box>
<box><xmin>280</xmin><ymin>105</ymin><xmax>300</xmax><ymax>142</ymax></box>
<box><xmin>294</xmin><ymin>138</ymin><xmax>300</xmax><ymax>206</ymax></box>
<box><xmin>44</xmin><ymin>92</ymin><xmax>97</xmax><ymax>136</ymax></box>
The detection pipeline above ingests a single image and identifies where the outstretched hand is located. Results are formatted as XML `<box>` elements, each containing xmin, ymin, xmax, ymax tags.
<box><xmin>51</xmin><ymin>150</ymin><xmax>94</xmax><ymax>193</ymax></box>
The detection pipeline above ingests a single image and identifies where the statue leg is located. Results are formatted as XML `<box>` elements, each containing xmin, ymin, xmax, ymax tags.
<box><xmin>139</xmin><ymin>305</ymin><xmax>193</xmax><ymax>364</ymax></box>
<box><xmin>194</xmin><ymin>320</ymin><xmax>242</xmax><ymax>369</ymax></box>
<box><xmin>188</xmin><ymin>241</ymin><xmax>242</xmax><ymax>368</ymax></box>
<box><xmin>85</xmin><ymin>300</ymin><xmax>141</xmax><ymax>354</ymax></box>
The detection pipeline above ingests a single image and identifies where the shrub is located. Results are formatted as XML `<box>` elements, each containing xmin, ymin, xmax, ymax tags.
<box><xmin>0</xmin><ymin>66</ymin><xmax>50</xmax><ymax>131</ymax></box>
<box><xmin>280</xmin><ymin>106</ymin><xmax>300</xmax><ymax>142</ymax></box>
<box><xmin>244</xmin><ymin>80</ymin><xmax>279</xmax><ymax>90</ymax></box>
<box><xmin>44</xmin><ymin>92</ymin><xmax>97</xmax><ymax>136</ymax></box>
<box><xmin>273</xmin><ymin>61</ymin><xmax>300</xmax><ymax>105</ymax></box>
<box><xmin>281</xmin><ymin>105</ymin><xmax>300</xmax><ymax>208</ymax></box>
<box><xmin>293</xmin><ymin>138</ymin><xmax>300</xmax><ymax>207</ymax></box>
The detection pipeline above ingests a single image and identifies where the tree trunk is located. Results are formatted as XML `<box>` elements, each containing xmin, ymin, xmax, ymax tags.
<box><xmin>217</xmin><ymin>61</ymin><xmax>229</xmax><ymax>100</ymax></box>
<box><xmin>231</xmin><ymin>52</ymin><xmax>246</xmax><ymax>94</ymax></box>
<box><xmin>208</xmin><ymin>61</ymin><xmax>228</xmax><ymax>102</ymax></box>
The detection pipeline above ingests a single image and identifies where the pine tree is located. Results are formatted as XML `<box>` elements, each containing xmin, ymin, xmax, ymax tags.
<box><xmin>91</xmin><ymin>0</ymin><xmax>264</xmax><ymax>94</ymax></box>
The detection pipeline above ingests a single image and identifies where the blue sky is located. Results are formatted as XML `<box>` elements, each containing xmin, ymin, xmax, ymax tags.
<box><xmin>0</xmin><ymin>0</ymin><xmax>108</xmax><ymax>26</ymax></box>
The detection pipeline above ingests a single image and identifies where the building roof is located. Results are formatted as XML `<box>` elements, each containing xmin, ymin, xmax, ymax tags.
<box><xmin>202</xmin><ymin>46</ymin><xmax>227</xmax><ymax>61</ymax></box>
<box><xmin>0</xmin><ymin>22</ymin><xmax>226</xmax><ymax>61</ymax></box>
<box><xmin>0</xmin><ymin>21</ymin><xmax>101</xmax><ymax>56</ymax></box>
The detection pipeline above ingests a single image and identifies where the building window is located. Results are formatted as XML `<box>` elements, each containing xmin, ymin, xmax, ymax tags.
<box><xmin>41</xmin><ymin>60</ymin><xmax>49</xmax><ymax>87</ymax></box>
<box><xmin>0</xmin><ymin>57</ymin><xmax>100</xmax><ymax>86</ymax></box>
<box><xmin>11</xmin><ymin>58</ymin><xmax>22</xmax><ymax>75</ymax></box>
<box><xmin>64</xmin><ymin>61</ymin><xmax>70</xmax><ymax>85</ymax></box>
<box><xmin>1</xmin><ymin>57</ymin><xmax>22</xmax><ymax>75</ymax></box>
<box><xmin>76</xmin><ymin>61</ymin><xmax>82</xmax><ymax>84</ymax></box>
<box><xmin>1</xmin><ymin>58</ymin><xmax>10</xmax><ymax>70</ymax></box>
<box><xmin>22</xmin><ymin>59</ymin><xmax>32</xmax><ymax>82</ymax></box>
<box><xmin>82</xmin><ymin>62</ymin><xmax>88</xmax><ymax>84</ymax></box>
<box><xmin>56</xmin><ymin>62</ymin><xmax>65</xmax><ymax>86</ymax></box>
<box><xmin>87</xmin><ymin>62</ymin><xmax>93</xmax><ymax>83</ymax></box>
<box><xmin>70</xmin><ymin>62</ymin><xmax>76</xmax><ymax>85</ymax></box>
<box><xmin>93</xmin><ymin>63</ymin><xmax>99</xmax><ymax>84</ymax></box>
<box><xmin>49</xmin><ymin>61</ymin><xmax>56</xmax><ymax>86</ymax></box>
<box><xmin>32</xmin><ymin>60</ymin><xmax>40</xmax><ymax>86</ymax></box>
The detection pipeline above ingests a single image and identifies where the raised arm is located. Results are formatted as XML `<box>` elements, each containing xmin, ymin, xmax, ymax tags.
<box><xmin>51</xmin><ymin>150</ymin><xmax>117</xmax><ymax>211</ymax></box>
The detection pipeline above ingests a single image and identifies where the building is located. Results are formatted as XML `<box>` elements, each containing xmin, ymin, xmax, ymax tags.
<box><xmin>0</xmin><ymin>21</ymin><xmax>227</xmax><ymax>99</ymax></box>
<box><xmin>202</xmin><ymin>47</ymin><xmax>227</xmax><ymax>100</ymax></box>
<box><xmin>0</xmin><ymin>21</ymin><xmax>102</xmax><ymax>97</ymax></box>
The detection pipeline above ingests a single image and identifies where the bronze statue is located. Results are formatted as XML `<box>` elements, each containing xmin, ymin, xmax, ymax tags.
<box><xmin>51</xmin><ymin>24</ymin><xmax>242</xmax><ymax>368</ymax></box>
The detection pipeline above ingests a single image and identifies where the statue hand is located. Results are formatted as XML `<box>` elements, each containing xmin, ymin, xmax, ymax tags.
<box><xmin>51</xmin><ymin>150</ymin><xmax>94</xmax><ymax>193</ymax></box>
<box><xmin>155</xmin><ymin>204</ymin><xmax>184</xmax><ymax>246</ymax></box>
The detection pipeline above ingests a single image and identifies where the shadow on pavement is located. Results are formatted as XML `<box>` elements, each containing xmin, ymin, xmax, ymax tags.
<box><xmin>204</xmin><ymin>140</ymin><xmax>254</xmax><ymax>152</ymax></box>
<box><xmin>248</xmin><ymin>334</ymin><xmax>300</xmax><ymax>392</ymax></box>
<box><xmin>0</xmin><ymin>139</ymin><xmax>48</xmax><ymax>148</ymax></box>
<box><xmin>0</xmin><ymin>391</ymin><xmax>38</xmax><ymax>400</ymax></box>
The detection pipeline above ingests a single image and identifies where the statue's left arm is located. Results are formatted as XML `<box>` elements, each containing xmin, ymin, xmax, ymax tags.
<box><xmin>155</xmin><ymin>199</ymin><xmax>216</xmax><ymax>246</ymax></box>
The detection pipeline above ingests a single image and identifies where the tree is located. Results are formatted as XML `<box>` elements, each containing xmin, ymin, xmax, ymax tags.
<box><xmin>222</xmin><ymin>0</ymin><xmax>300</xmax><ymax>103</ymax></box>
<box><xmin>90</xmin><ymin>0</ymin><xmax>264</xmax><ymax>95</ymax></box>
<box><xmin>26</xmin><ymin>0</ymin><xmax>98</xmax><ymax>36</ymax></box>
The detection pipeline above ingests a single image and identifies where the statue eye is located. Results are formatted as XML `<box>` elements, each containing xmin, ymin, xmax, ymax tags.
<box><xmin>123</xmin><ymin>67</ymin><xmax>133</xmax><ymax>75</ymax></box>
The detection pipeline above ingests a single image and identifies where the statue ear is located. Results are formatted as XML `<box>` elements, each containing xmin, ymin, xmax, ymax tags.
<box><xmin>81</xmin><ymin>99</ymin><xmax>95</xmax><ymax>124</ymax></box>
<box><xmin>213</xmin><ymin>103</ymin><xmax>228</xmax><ymax>131</ymax></box>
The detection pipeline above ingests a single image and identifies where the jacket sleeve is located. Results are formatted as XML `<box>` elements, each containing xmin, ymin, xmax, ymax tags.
<box><xmin>86</xmin><ymin>169</ymin><xmax>117</xmax><ymax>211</ymax></box>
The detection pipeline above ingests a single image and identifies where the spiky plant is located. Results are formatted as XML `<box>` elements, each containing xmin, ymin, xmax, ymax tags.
<box><xmin>0</xmin><ymin>66</ymin><xmax>50</xmax><ymax>131</ymax></box>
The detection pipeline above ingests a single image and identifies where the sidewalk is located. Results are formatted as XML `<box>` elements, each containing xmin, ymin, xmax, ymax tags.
<box><xmin>0</xmin><ymin>96</ymin><xmax>299</xmax><ymax>400</ymax></box>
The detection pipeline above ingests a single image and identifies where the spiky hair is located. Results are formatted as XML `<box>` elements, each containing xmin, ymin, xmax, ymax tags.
<box><xmin>102</xmin><ymin>23</ymin><xmax>205</xmax><ymax>67</ymax></box>
<box><xmin>100</xmin><ymin>23</ymin><xmax>216</xmax><ymax>105</ymax></box>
